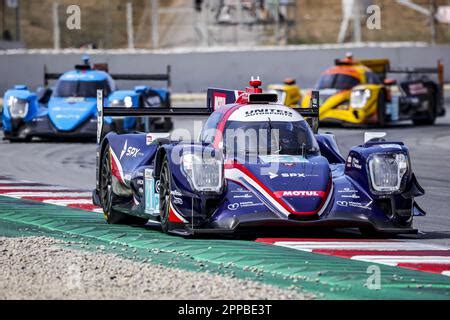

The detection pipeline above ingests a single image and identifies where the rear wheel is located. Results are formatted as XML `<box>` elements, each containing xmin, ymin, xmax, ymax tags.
<box><xmin>151</xmin><ymin>118</ymin><xmax>173</xmax><ymax>132</ymax></box>
<box><xmin>159</xmin><ymin>156</ymin><xmax>171</xmax><ymax>233</ymax></box>
<box><xmin>413</xmin><ymin>92</ymin><xmax>436</xmax><ymax>126</ymax></box>
<box><xmin>99</xmin><ymin>145</ymin><xmax>147</xmax><ymax>225</ymax></box>
<box><xmin>376</xmin><ymin>91</ymin><xmax>387</xmax><ymax>127</ymax></box>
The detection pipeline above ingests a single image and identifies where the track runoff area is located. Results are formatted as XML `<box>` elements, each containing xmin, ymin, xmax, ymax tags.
<box><xmin>0</xmin><ymin>175</ymin><xmax>449</xmax><ymax>300</ymax></box>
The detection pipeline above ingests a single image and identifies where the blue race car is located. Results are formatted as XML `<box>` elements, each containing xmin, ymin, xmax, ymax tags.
<box><xmin>2</xmin><ymin>56</ymin><xmax>172</xmax><ymax>141</ymax></box>
<box><xmin>93</xmin><ymin>78</ymin><xmax>426</xmax><ymax>237</ymax></box>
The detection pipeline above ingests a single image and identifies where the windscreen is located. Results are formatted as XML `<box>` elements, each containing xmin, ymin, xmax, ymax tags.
<box><xmin>365</xmin><ymin>72</ymin><xmax>382</xmax><ymax>84</ymax></box>
<box><xmin>224</xmin><ymin>120</ymin><xmax>320</xmax><ymax>157</ymax></box>
<box><xmin>317</xmin><ymin>73</ymin><xmax>360</xmax><ymax>90</ymax></box>
<box><xmin>55</xmin><ymin>80</ymin><xmax>112</xmax><ymax>98</ymax></box>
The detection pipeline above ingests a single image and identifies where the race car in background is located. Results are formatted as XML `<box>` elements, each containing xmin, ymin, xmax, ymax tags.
<box><xmin>301</xmin><ymin>54</ymin><xmax>445</xmax><ymax>126</ymax></box>
<box><xmin>267</xmin><ymin>78</ymin><xmax>302</xmax><ymax>108</ymax></box>
<box><xmin>2</xmin><ymin>56</ymin><xmax>173</xmax><ymax>141</ymax></box>
<box><xmin>93</xmin><ymin>77</ymin><xmax>426</xmax><ymax>237</ymax></box>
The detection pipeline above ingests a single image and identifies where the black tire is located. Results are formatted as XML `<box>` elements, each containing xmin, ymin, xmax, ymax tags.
<box><xmin>413</xmin><ymin>92</ymin><xmax>436</xmax><ymax>126</ymax></box>
<box><xmin>99</xmin><ymin>145</ymin><xmax>147</xmax><ymax>225</ymax></box>
<box><xmin>159</xmin><ymin>156</ymin><xmax>171</xmax><ymax>233</ymax></box>
<box><xmin>163</xmin><ymin>117</ymin><xmax>174</xmax><ymax>132</ymax></box>
<box><xmin>4</xmin><ymin>134</ymin><xmax>32</xmax><ymax>143</ymax></box>
<box><xmin>148</xmin><ymin>117</ymin><xmax>174</xmax><ymax>132</ymax></box>
<box><xmin>376</xmin><ymin>91</ymin><xmax>387</xmax><ymax>127</ymax></box>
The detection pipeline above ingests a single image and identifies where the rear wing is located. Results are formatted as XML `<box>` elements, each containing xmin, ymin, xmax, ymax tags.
<box><xmin>97</xmin><ymin>87</ymin><xmax>321</xmax><ymax>144</ymax></box>
<box><xmin>388</xmin><ymin>60</ymin><xmax>444</xmax><ymax>87</ymax></box>
<box><xmin>44</xmin><ymin>64</ymin><xmax>172</xmax><ymax>90</ymax></box>
<box><xmin>96</xmin><ymin>90</ymin><xmax>211</xmax><ymax>144</ymax></box>
<box><xmin>389</xmin><ymin>60</ymin><xmax>444</xmax><ymax>104</ymax></box>
<box><xmin>388</xmin><ymin>61</ymin><xmax>443</xmax><ymax>76</ymax></box>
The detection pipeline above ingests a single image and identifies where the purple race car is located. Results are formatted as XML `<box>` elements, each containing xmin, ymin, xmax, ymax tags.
<box><xmin>93</xmin><ymin>78</ymin><xmax>426</xmax><ymax>237</ymax></box>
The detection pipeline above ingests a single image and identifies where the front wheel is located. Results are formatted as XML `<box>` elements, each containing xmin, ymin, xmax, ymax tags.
<box><xmin>99</xmin><ymin>144</ymin><xmax>147</xmax><ymax>225</ymax></box>
<box><xmin>159</xmin><ymin>156</ymin><xmax>171</xmax><ymax>233</ymax></box>
<box><xmin>4</xmin><ymin>133</ymin><xmax>32</xmax><ymax>143</ymax></box>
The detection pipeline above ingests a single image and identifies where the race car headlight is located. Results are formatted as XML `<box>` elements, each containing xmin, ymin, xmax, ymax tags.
<box><xmin>368</xmin><ymin>153</ymin><xmax>409</xmax><ymax>194</ymax></box>
<box><xmin>110</xmin><ymin>96</ymin><xmax>133</xmax><ymax>108</ymax></box>
<box><xmin>350</xmin><ymin>89</ymin><xmax>371</xmax><ymax>109</ymax></box>
<box><xmin>8</xmin><ymin>96</ymin><xmax>29</xmax><ymax>119</ymax></box>
<box><xmin>181</xmin><ymin>153</ymin><xmax>223</xmax><ymax>193</ymax></box>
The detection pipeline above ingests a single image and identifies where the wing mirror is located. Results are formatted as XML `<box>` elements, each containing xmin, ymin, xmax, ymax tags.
<box><xmin>384</xmin><ymin>78</ymin><xmax>397</xmax><ymax>86</ymax></box>
<box><xmin>364</xmin><ymin>132</ymin><xmax>387</xmax><ymax>144</ymax></box>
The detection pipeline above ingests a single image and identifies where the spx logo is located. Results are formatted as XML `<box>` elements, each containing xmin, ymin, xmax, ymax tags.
<box><xmin>120</xmin><ymin>140</ymin><xmax>141</xmax><ymax>160</ymax></box>
<box><xmin>268</xmin><ymin>172</ymin><xmax>317</xmax><ymax>179</ymax></box>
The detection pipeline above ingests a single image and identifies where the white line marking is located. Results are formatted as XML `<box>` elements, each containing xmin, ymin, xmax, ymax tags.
<box><xmin>273</xmin><ymin>242</ymin><xmax>448</xmax><ymax>251</ymax></box>
<box><xmin>0</xmin><ymin>180</ymin><xmax>31</xmax><ymax>184</ymax></box>
<box><xmin>43</xmin><ymin>199</ymin><xmax>93</xmax><ymax>205</ymax></box>
<box><xmin>351</xmin><ymin>256</ymin><xmax>450</xmax><ymax>265</ymax></box>
<box><xmin>2</xmin><ymin>192</ymin><xmax>92</xmax><ymax>198</ymax></box>
<box><xmin>0</xmin><ymin>186</ymin><xmax>73</xmax><ymax>191</ymax></box>
<box><xmin>442</xmin><ymin>271</ymin><xmax>450</xmax><ymax>276</ymax></box>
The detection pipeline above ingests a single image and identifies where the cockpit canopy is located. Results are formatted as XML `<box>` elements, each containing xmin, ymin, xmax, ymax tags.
<box><xmin>200</xmin><ymin>104</ymin><xmax>320</xmax><ymax>158</ymax></box>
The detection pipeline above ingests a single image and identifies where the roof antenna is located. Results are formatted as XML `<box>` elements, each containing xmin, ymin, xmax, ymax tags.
<box><xmin>247</xmin><ymin>76</ymin><xmax>262</xmax><ymax>94</ymax></box>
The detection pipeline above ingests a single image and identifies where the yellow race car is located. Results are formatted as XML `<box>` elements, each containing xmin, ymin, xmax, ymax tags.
<box><xmin>267</xmin><ymin>78</ymin><xmax>302</xmax><ymax>108</ymax></box>
<box><xmin>301</xmin><ymin>54</ymin><xmax>444</xmax><ymax>126</ymax></box>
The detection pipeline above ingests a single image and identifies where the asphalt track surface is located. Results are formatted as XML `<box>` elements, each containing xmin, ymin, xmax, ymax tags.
<box><xmin>0</xmin><ymin>103</ymin><xmax>449</xmax><ymax>247</ymax></box>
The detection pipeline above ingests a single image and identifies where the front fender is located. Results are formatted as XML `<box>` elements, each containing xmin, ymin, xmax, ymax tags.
<box><xmin>2</xmin><ymin>88</ymin><xmax>40</xmax><ymax>131</ymax></box>
<box><xmin>108</xmin><ymin>90</ymin><xmax>139</xmax><ymax>106</ymax></box>
<box><xmin>344</xmin><ymin>142</ymin><xmax>411</xmax><ymax>196</ymax></box>
<box><xmin>107</xmin><ymin>91</ymin><xmax>139</xmax><ymax>130</ymax></box>
<box><xmin>317</xmin><ymin>91</ymin><xmax>352</xmax><ymax>122</ymax></box>
<box><xmin>342</xmin><ymin>141</ymin><xmax>422</xmax><ymax>224</ymax></box>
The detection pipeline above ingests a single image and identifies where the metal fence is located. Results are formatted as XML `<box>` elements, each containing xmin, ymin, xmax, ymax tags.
<box><xmin>0</xmin><ymin>0</ymin><xmax>449</xmax><ymax>49</ymax></box>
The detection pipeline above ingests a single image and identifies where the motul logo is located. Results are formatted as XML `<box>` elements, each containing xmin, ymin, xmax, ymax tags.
<box><xmin>274</xmin><ymin>191</ymin><xmax>325</xmax><ymax>198</ymax></box>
